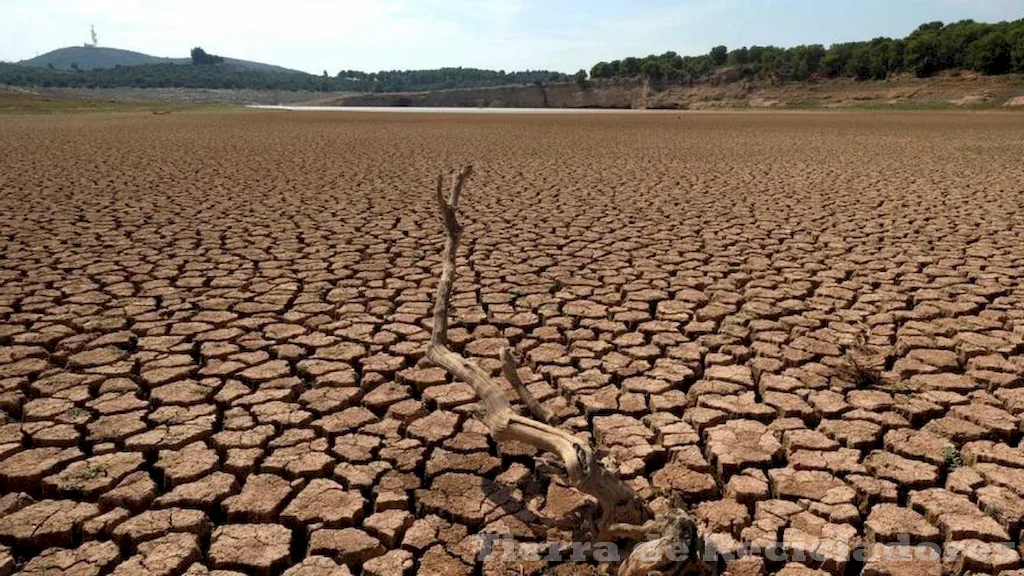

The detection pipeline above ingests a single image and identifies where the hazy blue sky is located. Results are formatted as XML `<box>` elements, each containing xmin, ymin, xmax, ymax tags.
<box><xmin>3</xmin><ymin>0</ymin><xmax>1022</xmax><ymax>73</ymax></box>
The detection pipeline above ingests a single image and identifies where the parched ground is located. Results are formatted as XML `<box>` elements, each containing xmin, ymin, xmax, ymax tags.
<box><xmin>0</xmin><ymin>110</ymin><xmax>1023</xmax><ymax>576</ymax></box>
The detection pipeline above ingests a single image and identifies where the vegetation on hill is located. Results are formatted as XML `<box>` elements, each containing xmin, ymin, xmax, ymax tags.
<box><xmin>590</xmin><ymin>19</ymin><xmax>1024</xmax><ymax>84</ymax></box>
<box><xmin>334</xmin><ymin>68</ymin><xmax>568</xmax><ymax>92</ymax></box>
<box><xmin>0</xmin><ymin>60</ymin><xmax>568</xmax><ymax>92</ymax></box>
<box><xmin>17</xmin><ymin>46</ymin><xmax>302</xmax><ymax>74</ymax></box>
<box><xmin>3</xmin><ymin>20</ymin><xmax>1022</xmax><ymax>94</ymax></box>
<box><xmin>17</xmin><ymin>46</ymin><xmax>176</xmax><ymax>70</ymax></box>
<box><xmin>0</xmin><ymin>62</ymin><xmax>318</xmax><ymax>90</ymax></box>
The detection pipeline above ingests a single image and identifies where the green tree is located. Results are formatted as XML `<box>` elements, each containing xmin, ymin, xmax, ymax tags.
<box><xmin>190</xmin><ymin>47</ymin><xmax>224</xmax><ymax>65</ymax></box>
<box><xmin>709</xmin><ymin>45</ymin><xmax>728</xmax><ymax>66</ymax></box>
<box><xmin>590</xmin><ymin>61</ymin><xmax>615</xmax><ymax>79</ymax></box>
<box><xmin>747</xmin><ymin>46</ymin><xmax>766</xmax><ymax>68</ymax></box>
<box><xmin>728</xmin><ymin>47</ymin><xmax>750</xmax><ymax>66</ymax></box>
<box><xmin>852</xmin><ymin>47</ymin><xmax>875</xmax><ymax>80</ymax></box>
<box><xmin>940</xmin><ymin>20</ymin><xmax>986</xmax><ymax>69</ymax></box>
<box><xmin>804</xmin><ymin>44</ymin><xmax>826</xmax><ymax>73</ymax></box>
<box><xmin>639</xmin><ymin>60</ymin><xmax>664</xmax><ymax>82</ymax></box>
<box><xmin>905</xmin><ymin>33</ymin><xmax>940</xmax><ymax>77</ymax></box>
<box><xmin>620</xmin><ymin>57</ymin><xmax>641</xmax><ymax>76</ymax></box>
<box><xmin>660</xmin><ymin>51</ymin><xmax>684</xmax><ymax>71</ymax></box>
<box><xmin>1011</xmin><ymin>26</ymin><xmax>1024</xmax><ymax>72</ymax></box>
<box><xmin>968</xmin><ymin>31</ymin><xmax>1012</xmax><ymax>74</ymax></box>
<box><xmin>913</xmin><ymin>21</ymin><xmax>944</xmax><ymax>34</ymax></box>
<box><xmin>821</xmin><ymin>43</ymin><xmax>857</xmax><ymax>77</ymax></box>
<box><xmin>790</xmin><ymin>55</ymin><xmax>811</xmax><ymax>81</ymax></box>
<box><xmin>573</xmin><ymin>69</ymin><xmax>588</xmax><ymax>90</ymax></box>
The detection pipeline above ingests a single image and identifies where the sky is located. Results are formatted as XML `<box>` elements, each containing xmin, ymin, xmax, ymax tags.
<box><xmin>2</xmin><ymin>0</ymin><xmax>1022</xmax><ymax>74</ymax></box>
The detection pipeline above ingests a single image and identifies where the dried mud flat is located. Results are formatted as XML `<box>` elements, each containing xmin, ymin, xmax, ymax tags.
<box><xmin>1</xmin><ymin>110</ymin><xmax>1024</xmax><ymax>576</ymax></box>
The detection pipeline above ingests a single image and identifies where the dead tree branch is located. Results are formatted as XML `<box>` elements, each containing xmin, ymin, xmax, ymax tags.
<box><xmin>500</xmin><ymin>347</ymin><xmax>559</xmax><ymax>426</ymax></box>
<box><xmin>424</xmin><ymin>167</ymin><xmax>707</xmax><ymax>576</ymax></box>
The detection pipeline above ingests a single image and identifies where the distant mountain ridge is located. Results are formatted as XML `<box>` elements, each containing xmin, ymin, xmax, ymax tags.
<box><xmin>18</xmin><ymin>46</ymin><xmax>302</xmax><ymax>74</ymax></box>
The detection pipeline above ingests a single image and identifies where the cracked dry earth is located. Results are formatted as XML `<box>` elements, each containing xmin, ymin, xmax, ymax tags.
<box><xmin>0</xmin><ymin>110</ymin><xmax>1023</xmax><ymax>576</ymax></box>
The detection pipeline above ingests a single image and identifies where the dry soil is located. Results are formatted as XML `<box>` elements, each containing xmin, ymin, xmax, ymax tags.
<box><xmin>1</xmin><ymin>110</ymin><xmax>1023</xmax><ymax>576</ymax></box>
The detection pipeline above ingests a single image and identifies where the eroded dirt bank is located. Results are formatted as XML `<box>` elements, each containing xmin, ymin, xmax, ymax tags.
<box><xmin>316</xmin><ymin>74</ymin><xmax>1024</xmax><ymax>109</ymax></box>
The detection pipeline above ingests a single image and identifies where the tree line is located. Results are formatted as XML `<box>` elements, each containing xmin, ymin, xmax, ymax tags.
<box><xmin>589</xmin><ymin>19</ymin><xmax>1024</xmax><ymax>84</ymax></box>
<box><xmin>0</xmin><ymin>56</ymin><xmax>568</xmax><ymax>93</ymax></box>
<box><xmin>334</xmin><ymin>68</ymin><xmax>567</xmax><ymax>92</ymax></box>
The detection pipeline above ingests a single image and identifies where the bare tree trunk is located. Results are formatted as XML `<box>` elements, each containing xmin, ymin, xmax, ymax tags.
<box><xmin>423</xmin><ymin>167</ymin><xmax>710</xmax><ymax>576</ymax></box>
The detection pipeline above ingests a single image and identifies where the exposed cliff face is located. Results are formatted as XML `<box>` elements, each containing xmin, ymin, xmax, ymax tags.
<box><xmin>313</xmin><ymin>74</ymin><xmax>1024</xmax><ymax>110</ymax></box>
<box><xmin>330</xmin><ymin>82</ymin><xmax>640</xmax><ymax>108</ymax></box>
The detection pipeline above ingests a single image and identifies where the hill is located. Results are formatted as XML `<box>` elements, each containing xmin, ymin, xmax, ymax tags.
<box><xmin>18</xmin><ymin>46</ymin><xmax>173</xmax><ymax>70</ymax></box>
<box><xmin>18</xmin><ymin>46</ymin><xmax>301</xmax><ymax>74</ymax></box>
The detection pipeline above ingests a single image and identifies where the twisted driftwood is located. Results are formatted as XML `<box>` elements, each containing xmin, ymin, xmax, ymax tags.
<box><xmin>424</xmin><ymin>167</ymin><xmax>710</xmax><ymax>576</ymax></box>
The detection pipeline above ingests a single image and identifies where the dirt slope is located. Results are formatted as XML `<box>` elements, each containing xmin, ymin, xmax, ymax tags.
<box><xmin>315</xmin><ymin>73</ymin><xmax>1024</xmax><ymax>110</ymax></box>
